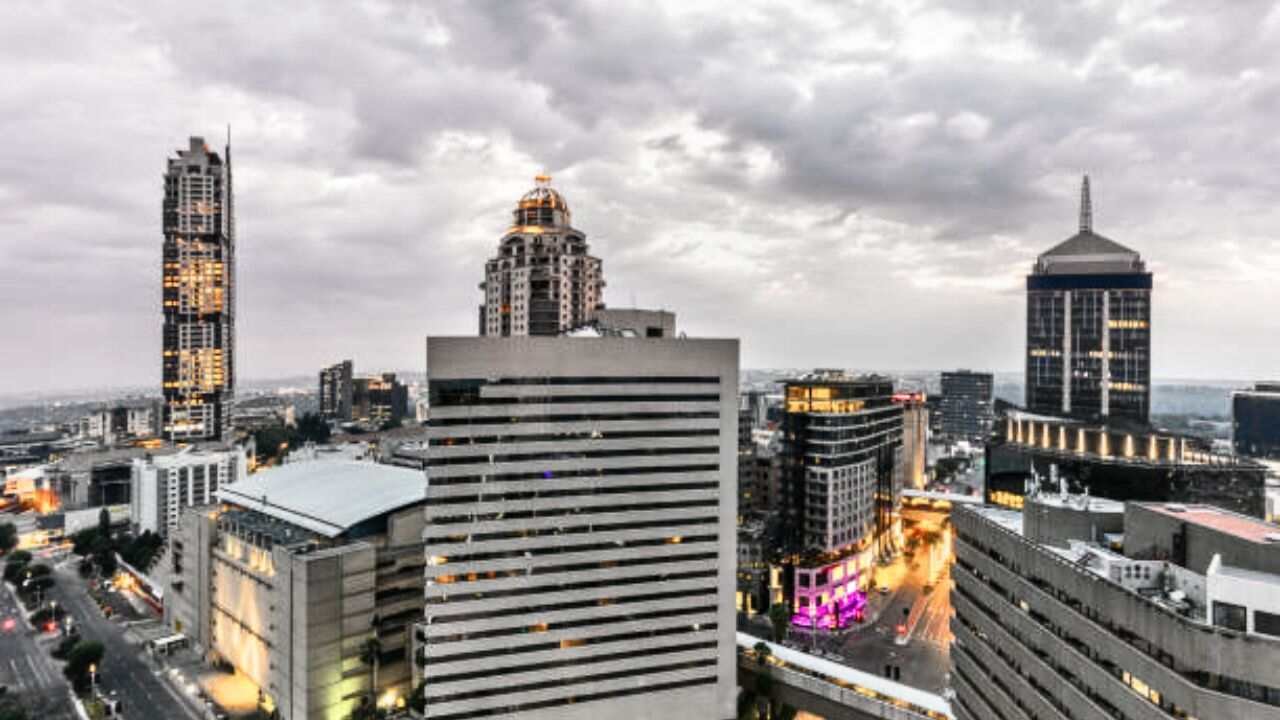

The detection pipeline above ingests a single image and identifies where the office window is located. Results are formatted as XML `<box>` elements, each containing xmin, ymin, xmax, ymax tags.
<box><xmin>1255</xmin><ymin>610</ymin><xmax>1280</xmax><ymax>638</ymax></box>
<box><xmin>1213</xmin><ymin>602</ymin><xmax>1247</xmax><ymax>632</ymax></box>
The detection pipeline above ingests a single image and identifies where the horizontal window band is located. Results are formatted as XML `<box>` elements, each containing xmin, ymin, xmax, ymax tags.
<box><xmin>428</xmin><ymin>500</ymin><xmax>719</xmax><ymax>525</ymax></box>
<box><xmin>427</xmin><ymin>552</ymin><xmax>720</xmax><ymax>585</ymax></box>
<box><xmin>424</xmin><ymin>676</ymin><xmax>718</xmax><ymax>720</ymax></box>
<box><xmin>428</xmin><ymin>446</ymin><xmax>722</xmax><ymax>467</ymax></box>
<box><xmin>425</xmin><ymin>569</ymin><xmax>719</xmax><ymax>606</ymax></box>
<box><xmin>430</xmin><ymin>534</ymin><xmax>719</xmax><ymax>564</ymax></box>
<box><xmin>427</xmin><ymin>604</ymin><xmax>718</xmax><ymax>644</ymax></box>
<box><xmin>430</xmin><ymin>586</ymin><xmax>718</xmax><ymax>625</ymax></box>
<box><xmin>424</xmin><ymin>516</ymin><xmax>718</xmax><ymax>545</ymax></box>
<box><xmin>424</xmin><ymin>659</ymin><xmax>717</xmax><ymax>706</ymax></box>
<box><xmin>431</xmin><ymin>411</ymin><xmax>720</xmax><ymax>427</ymax></box>
<box><xmin>429</xmin><ymin>428</ymin><xmax>720</xmax><ymax>446</ymax></box>
<box><xmin>427</xmin><ymin>640</ymin><xmax>718</xmax><ymax>684</ymax></box>
<box><xmin>428</xmin><ymin>464</ymin><xmax>720</xmax><ymax>487</ymax></box>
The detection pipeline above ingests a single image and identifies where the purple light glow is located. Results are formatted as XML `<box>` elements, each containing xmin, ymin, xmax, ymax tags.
<box><xmin>790</xmin><ymin>588</ymin><xmax>868</xmax><ymax>629</ymax></box>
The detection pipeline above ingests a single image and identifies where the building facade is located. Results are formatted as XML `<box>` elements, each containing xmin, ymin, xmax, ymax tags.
<box><xmin>780</xmin><ymin>373</ymin><xmax>904</xmax><ymax>629</ymax></box>
<box><xmin>951</xmin><ymin>498</ymin><xmax>1280</xmax><ymax>720</ymax></box>
<box><xmin>479</xmin><ymin>176</ymin><xmax>604</xmax><ymax>337</ymax></box>
<box><xmin>318</xmin><ymin>360</ymin><xmax>354</xmax><ymax>421</ymax></box>
<box><xmin>352</xmin><ymin>373</ymin><xmax>409</xmax><ymax>427</ymax></box>
<box><xmin>130</xmin><ymin>446</ymin><xmax>246</xmax><ymax>536</ymax></box>
<box><xmin>896</xmin><ymin>391</ymin><xmax>928</xmax><ymax>490</ymax></box>
<box><xmin>1233</xmin><ymin>382</ymin><xmax>1280</xmax><ymax>459</ymax></box>
<box><xmin>165</xmin><ymin>461</ymin><xmax>427</xmax><ymax>720</ymax></box>
<box><xmin>1026</xmin><ymin>177</ymin><xmax>1151</xmax><ymax>425</ymax></box>
<box><xmin>987</xmin><ymin>411</ymin><xmax>1269</xmax><ymax>517</ymax></box>
<box><xmin>939</xmin><ymin>371</ymin><xmax>993</xmax><ymax>443</ymax></box>
<box><xmin>418</xmin><ymin>336</ymin><xmax>738</xmax><ymax>720</ymax></box>
<box><xmin>162</xmin><ymin>136</ymin><xmax>236</xmax><ymax>441</ymax></box>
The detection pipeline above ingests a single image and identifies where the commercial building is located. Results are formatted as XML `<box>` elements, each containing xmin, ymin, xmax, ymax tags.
<box><xmin>418</xmin><ymin>335</ymin><xmax>738</xmax><ymax>720</ymax></box>
<box><xmin>952</xmin><ymin>494</ymin><xmax>1280</xmax><ymax>720</ymax></box>
<box><xmin>938</xmin><ymin>371</ymin><xmax>993</xmax><ymax>443</ymax></box>
<box><xmin>1233</xmin><ymin>382</ymin><xmax>1280</xmax><ymax>459</ymax></box>
<box><xmin>779</xmin><ymin>372</ymin><xmax>904</xmax><ymax>629</ymax></box>
<box><xmin>1026</xmin><ymin>176</ymin><xmax>1152</xmax><ymax>425</ymax></box>
<box><xmin>162</xmin><ymin>136</ymin><xmax>236</xmax><ymax>441</ymax></box>
<box><xmin>987</xmin><ymin>410</ymin><xmax>1269</xmax><ymax>517</ymax></box>
<box><xmin>130</xmin><ymin>446</ymin><xmax>247</xmax><ymax>537</ymax></box>
<box><xmin>165</xmin><ymin>460</ymin><xmax>426</xmax><ymax>720</ymax></box>
<box><xmin>232</xmin><ymin>395</ymin><xmax>296</xmax><ymax>432</ymax></box>
<box><xmin>352</xmin><ymin>373</ymin><xmax>409</xmax><ymax>427</ymax></box>
<box><xmin>479</xmin><ymin>176</ymin><xmax>605</xmax><ymax>336</ymax></box>
<box><xmin>319</xmin><ymin>360</ymin><xmax>354</xmax><ymax>421</ymax></box>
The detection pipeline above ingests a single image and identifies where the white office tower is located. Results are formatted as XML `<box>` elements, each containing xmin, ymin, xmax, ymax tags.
<box><xmin>130</xmin><ymin>445</ymin><xmax>246</xmax><ymax>536</ymax></box>
<box><xmin>417</xmin><ymin>336</ymin><xmax>738</xmax><ymax>720</ymax></box>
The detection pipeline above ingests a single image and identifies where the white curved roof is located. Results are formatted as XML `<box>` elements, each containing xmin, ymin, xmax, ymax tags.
<box><xmin>736</xmin><ymin>632</ymin><xmax>952</xmax><ymax>718</ymax></box>
<box><xmin>216</xmin><ymin>460</ymin><xmax>425</xmax><ymax>537</ymax></box>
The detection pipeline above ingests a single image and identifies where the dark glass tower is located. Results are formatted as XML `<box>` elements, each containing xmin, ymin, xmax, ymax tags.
<box><xmin>162</xmin><ymin>136</ymin><xmax>235</xmax><ymax>441</ymax></box>
<box><xmin>1026</xmin><ymin>177</ymin><xmax>1151</xmax><ymax>425</ymax></box>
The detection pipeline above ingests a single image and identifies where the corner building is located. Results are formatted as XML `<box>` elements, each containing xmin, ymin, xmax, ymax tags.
<box><xmin>418</xmin><ymin>336</ymin><xmax>738</xmax><ymax>720</ymax></box>
<box><xmin>479</xmin><ymin>176</ymin><xmax>604</xmax><ymax>336</ymax></box>
<box><xmin>162</xmin><ymin>136</ymin><xmax>235</xmax><ymax>441</ymax></box>
<box><xmin>1026</xmin><ymin>177</ymin><xmax>1151</xmax><ymax>425</ymax></box>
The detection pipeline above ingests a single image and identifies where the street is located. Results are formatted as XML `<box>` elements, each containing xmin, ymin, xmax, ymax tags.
<box><xmin>0</xmin><ymin>578</ymin><xmax>76</xmax><ymax>718</ymax></box>
<box><xmin>46</xmin><ymin>561</ymin><xmax>201</xmax><ymax>720</ymax></box>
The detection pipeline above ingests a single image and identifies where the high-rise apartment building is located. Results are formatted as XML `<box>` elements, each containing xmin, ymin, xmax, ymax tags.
<box><xmin>479</xmin><ymin>176</ymin><xmax>604</xmax><ymax>336</ymax></box>
<box><xmin>952</xmin><ymin>495</ymin><xmax>1280</xmax><ymax>720</ymax></box>
<box><xmin>130</xmin><ymin>445</ymin><xmax>246</xmax><ymax>537</ymax></box>
<box><xmin>1233</xmin><ymin>382</ymin><xmax>1280</xmax><ymax>459</ymax></box>
<box><xmin>162</xmin><ymin>136</ymin><xmax>235</xmax><ymax>441</ymax></box>
<box><xmin>779</xmin><ymin>372</ymin><xmax>903</xmax><ymax>630</ymax></box>
<box><xmin>939</xmin><ymin>371</ymin><xmax>994</xmax><ymax>442</ymax></box>
<box><xmin>1026</xmin><ymin>177</ymin><xmax>1151</xmax><ymax>425</ymax></box>
<box><xmin>352</xmin><ymin>372</ymin><xmax>409</xmax><ymax>426</ymax></box>
<box><xmin>318</xmin><ymin>360</ymin><xmax>354</xmax><ymax>421</ymax></box>
<box><xmin>418</xmin><ymin>335</ymin><xmax>738</xmax><ymax>720</ymax></box>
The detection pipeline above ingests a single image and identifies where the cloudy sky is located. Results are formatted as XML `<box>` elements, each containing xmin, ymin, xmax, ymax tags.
<box><xmin>3</xmin><ymin>1</ymin><xmax>1279</xmax><ymax>395</ymax></box>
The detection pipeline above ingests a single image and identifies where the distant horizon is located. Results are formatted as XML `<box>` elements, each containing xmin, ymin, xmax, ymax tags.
<box><xmin>0</xmin><ymin>368</ymin><xmax>1266</xmax><ymax>409</ymax></box>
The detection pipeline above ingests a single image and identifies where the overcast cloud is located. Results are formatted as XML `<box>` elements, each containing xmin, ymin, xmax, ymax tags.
<box><xmin>2</xmin><ymin>0</ymin><xmax>1279</xmax><ymax>395</ymax></box>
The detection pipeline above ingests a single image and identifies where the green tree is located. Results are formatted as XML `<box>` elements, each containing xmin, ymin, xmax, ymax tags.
<box><xmin>63</xmin><ymin>641</ymin><xmax>104</xmax><ymax>693</ymax></box>
<box><xmin>3</xmin><ymin>551</ymin><xmax>32</xmax><ymax>583</ymax></box>
<box><xmin>0</xmin><ymin>522</ymin><xmax>16</xmax><ymax>555</ymax></box>
<box><xmin>767</xmin><ymin>602</ymin><xmax>790</xmax><ymax>643</ymax></box>
<box><xmin>295</xmin><ymin>413</ymin><xmax>331</xmax><ymax>444</ymax></box>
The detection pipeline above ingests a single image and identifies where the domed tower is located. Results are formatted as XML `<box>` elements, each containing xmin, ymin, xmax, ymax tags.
<box><xmin>479</xmin><ymin>176</ymin><xmax>605</xmax><ymax>336</ymax></box>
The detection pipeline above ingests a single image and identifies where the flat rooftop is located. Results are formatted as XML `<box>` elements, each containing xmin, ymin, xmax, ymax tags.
<box><xmin>217</xmin><ymin>461</ymin><xmax>424</xmax><ymax>538</ymax></box>
<box><xmin>1141</xmin><ymin>503</ymin><xmax>1280</xmax><ymax>544</ymax></box>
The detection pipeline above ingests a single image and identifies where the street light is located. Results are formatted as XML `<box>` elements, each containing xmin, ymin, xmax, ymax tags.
<box><xmin>89</xmin><ymin>663</ymin><xmax>98</xmax><ymax>693</ymax></box>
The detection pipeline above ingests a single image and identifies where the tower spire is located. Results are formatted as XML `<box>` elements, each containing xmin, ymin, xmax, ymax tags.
<box><xmin>1079</xmin><ymin>174</ymin><xmax>1092</xmax><ymax>233</ymax></box>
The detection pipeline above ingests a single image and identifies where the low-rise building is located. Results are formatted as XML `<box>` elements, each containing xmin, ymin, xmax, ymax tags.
<box><xmin>165</xmin><ymin>460</ymin><xmax>426</xmax><ymax>720</ymax></box>
<box><xmin>952</xmin><ymin>494</ymin><xmax>1280</xmax><ymax>720</ymax></box>
<box><xmin>986</xmin><ymin>410</ymin><xmax>1269</xmax><ymax>517</ymax></box>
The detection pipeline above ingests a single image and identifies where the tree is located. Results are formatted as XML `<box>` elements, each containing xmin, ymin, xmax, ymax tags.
<box><xmin>753</xmin><ymin>642</ymin><xmax>772</xmax><ymax>666</ymax></box>
<box><xmin>767</xmin><ymin>602</ymin><xmax>790</xmax><ymax>643</ymax></box>
<box><xmin>3</xmin><ymin>551</ymin><xmax>32</xmax><ymax>583</ymax></box>
<box><xmin>0</xmin><ymin>522</ymin><xmax>16</xmax><ymax>555</ymax></box>
<box><xmin>94</xmin><ymin>550</ymin><xmax>117</xmax><ymax>579</ymax></box>
<box><xmin>63</xmin><ymin>641</ymin><xmax>104</xmax><ymax>693</ymax></box>
<box><xmin>295</xmin><ymin>413</ymin><xmax>331</xmax><ymax>445</ymax></box>
<box><xmin>358</xmin><ymin>636</ymin><xmax>381</xmax><ymax>703</ymax></box>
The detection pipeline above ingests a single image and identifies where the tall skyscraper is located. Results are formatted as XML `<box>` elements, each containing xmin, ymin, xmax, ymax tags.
<box><xmin>418</xmin><ymin>335</ymin><xmax>738</xmax><ymax>720</ymax></box>
<box><xmin>939</xmin><ymin>370</ymin><xmax>994</xmax><ymax>442</ymax></box>
<box><xmin>479</xmin><ymin>175</ymin><xmax>604</xmax><ymax>336</ymax></box>
<box><xmin>162</xmin><ymin>136</ymin><xmax>235</xmax><ymax>441</ymax></box>
<box><xmin>1026</xmin><ymin>176</ymin><xmax>1151</xmax><ymax>425</ymax></box>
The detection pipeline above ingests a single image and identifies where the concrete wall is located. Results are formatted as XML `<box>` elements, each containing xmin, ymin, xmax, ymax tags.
<box><xmin>953</xmin><ymin>507</ymin><xmax>1280</xmax><ymax>720</ymax></box>
<box><xmin>1023</xmin><ymin>496</ymin><xmax>1124</xmax><ymax>548</ymax></box>
<box><xmin>1123</xmin><ymin>502</ymin><xmax>1280</xmax><ymax>576</ymax></box>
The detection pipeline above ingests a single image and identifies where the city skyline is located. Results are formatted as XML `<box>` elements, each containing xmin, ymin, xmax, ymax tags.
<box><xmin>5</xmin><ymin>3</ymin><xmax>1280</xmax><ymax>396</ymax></box>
